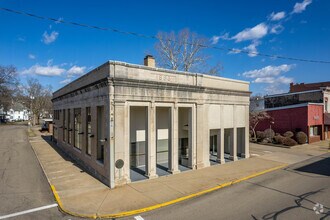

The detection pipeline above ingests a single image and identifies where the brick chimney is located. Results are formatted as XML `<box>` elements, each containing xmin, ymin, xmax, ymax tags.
<box><xmin>144</xmin><ymin>55</ymin><xmax>155</xmax><ymax>68</ymax></box>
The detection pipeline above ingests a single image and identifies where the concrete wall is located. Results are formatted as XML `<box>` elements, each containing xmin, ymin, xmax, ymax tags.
<box><xmin>52</xmin><ymin>60</ymin><xmax>250</xmax><ymax>188</ymax></box>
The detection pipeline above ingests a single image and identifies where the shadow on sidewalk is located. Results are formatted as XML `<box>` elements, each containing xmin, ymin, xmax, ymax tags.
<box><xmin>39</xmin><ymin>134</ymin><xmax>105</xmax><ymax>183</ymax></box>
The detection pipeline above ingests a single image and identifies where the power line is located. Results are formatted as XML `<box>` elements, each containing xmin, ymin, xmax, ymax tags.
<box><xmin>1</xmin><ymin>7</ymin><xmax>330</xmax><ymax>64</ymax></box>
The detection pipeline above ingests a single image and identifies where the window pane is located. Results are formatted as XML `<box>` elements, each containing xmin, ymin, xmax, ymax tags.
<box><xmin>74</xmin><ymin>108</ymin><xmax>82</xmax><ymax>149</ymax></box>
<box><xmin>86</xmin><ymin>107</ymin><xmax>92</xmax><ymax>155</ymax></box>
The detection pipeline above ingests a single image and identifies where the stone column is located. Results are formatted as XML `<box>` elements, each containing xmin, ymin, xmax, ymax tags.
<box><xmin>169</xmin><ymin>103</ymin><xmax>180</xmax><ymax>174</ymax></box>
<box><xmin>242</xmin><ymin>105</ymin><xmax>250</xmax><ymax>158</ymax></box>
<box><xmin>216</xmin><ymin>129</ymin><xmax>225</xmax><ymax>163</ymax></box>
<box><xmin>113</xmin><ymin>101</ymin><xmax>131</xmax><ymax>186</ymax></box>
<box><xmin>196</xmin><ymin>104</ymin><xmax>210</xmax><ymax>169</ymax></box>
<box><xmin>146</xmin><ymin>102</ymin><xmax>158</xmax><ymax>178</ymax></box>
<box><xmin>230</xmin><ymin>105</ymin><xmax>238</xmax><ymax>161</ymax></box>
<box><xmin>217</xmin><ymin>105</ymin><xmax>225</xmax><ymax>164</ymax></box>
<box><xmin>188</xmin><ymin>105</ymin><xmax>197</xmax><ymax>169</ymax></box>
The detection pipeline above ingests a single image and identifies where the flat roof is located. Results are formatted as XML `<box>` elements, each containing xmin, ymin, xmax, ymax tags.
<box><xmin>53</xmin><ymin>60</ymin><xmax>250</xmax><ymax>96</ymax></box>
<box><xmin>265</xmin><ymin>102</ymin><xmax>324</xmax><ymax>111</ymax></box>
<box><xmin>108</xmin><ymin>60</ymin><xmax>250</xmax><ymax>85</ymax></box>
<box><xmin>265</xmin><ymin>89</ymin><xmax>322</xmax><ymax>98</ymax></box>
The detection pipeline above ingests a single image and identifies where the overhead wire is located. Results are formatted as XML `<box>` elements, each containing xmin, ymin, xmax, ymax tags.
<box><xmin>1</xmin><ymin>7</ymin><xmax>330</xmax><ymax>64</ymax></box>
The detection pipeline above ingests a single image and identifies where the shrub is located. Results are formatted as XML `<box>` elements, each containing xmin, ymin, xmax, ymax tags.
<box><xmin>283</xmin><ymin>131</ymin><xmax>294</xmax><ymax>138</ymax></box>
<box><xmin>264</xmin><ymin>128</ymin><xmax>275</xmax><ymax>139</ymax></box>
<box><xmin>256</xmin><ymin>131</ymin><xmax>265</xmax><ymax>139</ymax></box>
<box><xmin>274</xmin><ymin>135</ymin><xmax>285</xmax><ymax>144</ymax></box>
<box><xmin>261</xmin><ymin>138</ymin><xmax>269</xmax><ymax>144</ymax></box>
<box><xmin>296</xmin><ymin>131</ymin><xmax>307</xmax><ymax>144</ymax></box>
<box><xmin>282</xmin><ymin>137</ymin><xmax>297</xmax><ymax>146</ymax></box>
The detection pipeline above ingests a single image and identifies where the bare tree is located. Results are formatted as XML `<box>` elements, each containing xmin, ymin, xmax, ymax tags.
<box><xmin>24</xmin><ymin>78</ymin><xmax>53</xmax><ymax>125</ymax></box>
<box><xmin>249</xmin><ymin>111</ymin><xmax>272</xmax><ymax>141</ymax></box>
<box><xmin>155</xmin><ymin>29</ymin><xmax>222</xmax><ymax>74</ymax></box>
<box><xmin>0</xmin><ymin>65</ymin><xmax>19</xmax><ymax>110</ymax></box>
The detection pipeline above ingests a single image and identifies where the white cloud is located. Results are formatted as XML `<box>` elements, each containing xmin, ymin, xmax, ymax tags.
<box><xmin>243</xmin><ymin>41</ymin><xmax>260</xmax><ymax>57</ymax></box>
<box><xmin>60</xmin><ymin>78</ymin><xmax>72</xmax><ymax>84</ymax></box>
<box><xmin>292</xmin><ymin>0</ymin><xmax>312</xmax><ymax>14</ymax></box>
<box><xmin>232</xmin><ymin>23</ymin><xmax>268</xmax><ymax>42</ymax></box>
<box><xmin>210</xmin><ymin>36</ymin><xmax>220</xmax><ymax>45</ymax></box>
<box><xmin>18</xmin><ymin>37</ymin><xmax>26</xmax><ymax>42</ymax></box>
<box><xmin>228</xmin><ymin>48</ymin><xmax>242</xmax><ymax>54</ymax></box>
<box><xmin>264</xmin><ymin>84</ymin><xmax>287</xmax><ymax>95</ymax></box>
<box><xmin>210</xmin><ymin>33</ymin><xmax>230</xmax><ymax>44</ymax></box>
<box><xmin>269</xmin><ymin>11</ymin><xmax>286</xmax><ymax>21</ymax></box>
<box><xmin>21</xmin><ymin>64</ymin><xmax>65</xmax><ymax>76</ymax></box>
<box><xmin>242</xmin><ymin>64</ymin><xmax>294</xmax><ymax>78</ymax></box>
<box><xmin>270</xmin><ymin>24</ymin><xmax>284</xmax><ymax>34</ymax></box>
<box><xmin>28</xmin><ymin>54</ymin><xmax>36</xmax><ymax>59</ymax></box>
<box><xmin>67</xmin><ymin>65</ymin><xmax>86</xmax><ymax>78</ymax></box>
<box><xmin>242</xmin><ymin>64</ymin><xmax>294</xmax><ymax>95</ymax></box>
<box><xmin>42</xmin><ymin>31</ymin><xmax>59</xmax><ymax>44</ymax></box>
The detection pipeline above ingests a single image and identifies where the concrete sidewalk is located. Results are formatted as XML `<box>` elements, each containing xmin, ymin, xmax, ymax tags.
<box><xmin>28</xmin><ymin>127</ymin><xmax>329</xmax><ymax>218</ymax></box>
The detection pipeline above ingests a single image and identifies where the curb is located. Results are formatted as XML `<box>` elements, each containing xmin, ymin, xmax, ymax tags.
<box><xmin>50</xmin><ymin>164</ymin><xmax>288</xmax><ymax>219</ymax></box>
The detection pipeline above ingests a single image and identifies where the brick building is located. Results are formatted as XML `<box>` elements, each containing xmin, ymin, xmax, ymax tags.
<box><xmin>257</xmin><ymin>82</ymin><xmax>330</xmax><ymax>143</ymax></box>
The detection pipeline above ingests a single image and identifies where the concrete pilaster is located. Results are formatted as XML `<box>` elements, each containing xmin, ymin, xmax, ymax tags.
<box><xmin>146</xmin><ymin>102</ymin><xmax>158</xmax><ymax>178</ymax></box>
<box><xmin>196</xmin><ymin>104</ymin><xmax>210</xmax><ymax>169</ymax></box>
<box><xmin>218</xmin><ymin>105</ymin><xmax>225</xmax><ymax>164</ymax></box>
<box><xmin>188</xmin><ymin>105</ymin><xmax>197</xmax><ymax>169</ymax></box>
<box><xmin>169</xmin><ymin>103</ymin><xmax>180</xmax><ymax>174</ymax></box>
<box><xmin>242</xmin><ymin>105</ymin><xmax>250</xmax><ymax>158</ymax></box>
<box><xmin>216</xmin><ymin>129</ymin><xmax>225</xmax><ymax>164</ymax></box>
<box><xmin>113</xmin><ymin>101</ymin><xmax>131</xmax><ymax>186</ymax></box>
<box><xmin>230</xmin><ymin>105</ymin><xmax>238</xmax><ymax>161</ymax></box>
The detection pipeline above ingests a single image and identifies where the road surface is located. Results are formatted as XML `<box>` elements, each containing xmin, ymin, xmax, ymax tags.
<box><xmin>0</xmin><ymin>125</ymin><xmax>77</xmax><ymax>220</ymax></box>
<box><xmin>127</xmin><ymin>153</ymin><xmax>330</xmax><ymax>220</ymax></box>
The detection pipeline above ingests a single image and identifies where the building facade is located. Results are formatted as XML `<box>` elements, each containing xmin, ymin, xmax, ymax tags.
<box><xmin>52</xmin><ymin>57</ymin><xmax>250</xmax><ymax>188</ymax></box>
<box><xmin>257</xmin><ymin>103</ymin><xmax>324</xmax><ymax>143</ymax></box>
<box><xmin>258</xmin><ymin>83</ymin><xmax>330</xmax><ymax>143</ymax></box>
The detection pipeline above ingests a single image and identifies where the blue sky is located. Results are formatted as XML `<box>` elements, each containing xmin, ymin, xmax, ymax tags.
<box><xmin>0</xmin><ymin>0</ymin><xmax>329</xmax><ymax>95</ymax></box>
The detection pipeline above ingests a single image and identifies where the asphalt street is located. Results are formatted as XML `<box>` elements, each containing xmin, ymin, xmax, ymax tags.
<box><xmin>127</xmin><ymin>153</ymin><xmax>330</xmax><ymax>220</ymax></box>
<box><xmin>0</xmin><ymin>125</ymin><xmax>77</xmax><ymax>220</ymax></box>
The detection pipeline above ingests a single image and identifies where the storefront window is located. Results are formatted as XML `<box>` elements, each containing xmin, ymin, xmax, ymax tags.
<box><xmin>74</xmin><ymin>108</ymin><xmax>82</xmax><ymax>149</ymax></box>
<box><xmin>86</xmin><ymin>107</ymin><xmax>92</xmax><ymax>155</ymax></box>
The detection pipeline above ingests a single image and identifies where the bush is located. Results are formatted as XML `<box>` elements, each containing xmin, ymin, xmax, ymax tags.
<box><xmin>261</xmin><ymin>138</ymin><xmax>269</xmax><ymax>144</ymax></box>
<box><xmin>283</xmin><ymin>131</ymin><xmax>294</xmax><ymax>138</ymax></box>
<box><xmin>264</xmin><ymin>128</ymin><xmax>275</xmax><ymax>139</ymax></box>
<box><xmin>296</xmin><ymin>131</ymin><xmax>307</xmax><ymax>144</ymax></box>
<box><xmin>256</xmin><ymin>131</ymin><xmax>265</xmax><ymax>139</ymax></box>
<box><xmin>282</xmin><ymin>137</ymin><xmax>297</xmax><ymax>146</ymax></box>
<box><xmin>274</xmin><ymin>135</ymin><xmax>285</xmax><ymax>144</ymax></box>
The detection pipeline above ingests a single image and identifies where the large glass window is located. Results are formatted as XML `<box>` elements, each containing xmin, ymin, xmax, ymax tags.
<box><xmin>68</xmin><ymin>109</ymin><xmax>72</xmax><ymax>144</ymax></box>
<box><xmin>86</xmin><ymin>107</ymin><xmax>92</xmax><ymax>155</ymax></box>
<box><xmin>63</xmin><ymin>109</ymin><xmax>66</xmax><ymax>142</ymax></box>
<box><xmin>74</xmin><ymin>108</ymin><xmax>82</xmax><ymax>149</ymax></box>
<box><xmin>97</xmin><ymin>106</ymin><xmax>104</xmax><ymax>163</ymax></box>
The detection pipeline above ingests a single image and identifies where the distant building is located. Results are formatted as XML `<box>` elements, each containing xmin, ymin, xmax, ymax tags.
<box><xmin>0</xmin><ymin>103</ymin><xmax>30</xmax><ymax>122</ymax></box>
<box><xmin>257</xmin><ymin>82</ymin><xmax>330</xmax><ymax>143</ymax></box>
<box><xmin>290</xmin><ymin>81</ymin><xmax>330</xmax><ymax>93</ymax></box>
<box><xmin>250</xmin><ymin>96</ymin><xmax>264</xmax><ymax>112</ymax></box>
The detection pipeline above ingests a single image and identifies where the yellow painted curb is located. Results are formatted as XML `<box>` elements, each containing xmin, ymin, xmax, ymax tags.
<box><xmin>50</xmin><ymin>163</ymin><xmax>287</xmax><ymax>219</ymax></box>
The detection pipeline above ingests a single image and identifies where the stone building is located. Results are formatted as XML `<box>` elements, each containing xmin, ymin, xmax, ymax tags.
<box><xmin>52</xmin><ymin>56</ymin><xmax>250</xmax><ymax>188</ymax></box>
